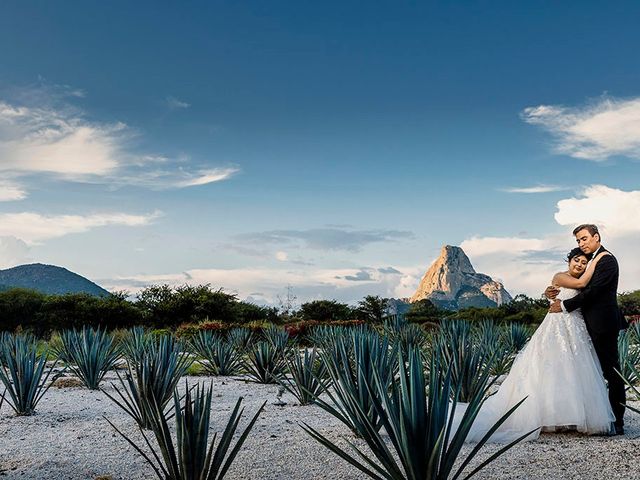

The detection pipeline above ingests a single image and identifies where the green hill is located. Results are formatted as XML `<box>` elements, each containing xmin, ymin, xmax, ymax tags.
<box><xmin>0</xmin><ymin>263</ymin><xmax>109</xmax><ymax>296</ymax></box>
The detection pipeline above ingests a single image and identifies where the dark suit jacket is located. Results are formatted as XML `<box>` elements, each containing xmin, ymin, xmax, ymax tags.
<box><xmin>563</xmin><ymin>246</ymin><xmax>626</xmax><ymax>334</ymax></box>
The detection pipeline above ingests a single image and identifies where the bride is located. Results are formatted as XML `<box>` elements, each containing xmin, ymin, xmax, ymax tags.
<box><xmin>458</xmin><ymin>247</ymin><xmax>615</xmax><ymax>443</ymax></box>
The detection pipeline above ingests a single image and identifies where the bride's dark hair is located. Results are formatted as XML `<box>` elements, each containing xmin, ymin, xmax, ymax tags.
<box><xmin>566</xmin><ymin>247</ymin><xmax>592</xmax><ymax>263</ymax></box>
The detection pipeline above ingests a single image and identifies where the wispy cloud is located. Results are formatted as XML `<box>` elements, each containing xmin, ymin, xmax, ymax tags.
<box><xmin>235</xmin><ymin>227</ymin><xmax>414</xmax><ymax>252</ymax></box>
<box><xmin>0</xmin><ymin>86</ymin><xmax>236</xmax><ymax>195</ymax></box>
<box><xmin>166</xmin><ymin>96</ymin><xmax>190</xmax><ymax>110</ymax></box>
<box><xmin>0</xmin><ymin>180</ymin><xmax>28</xmax><ymax>201</ymax></box>
<box><xmin>0</xmin><ymin>210</ymin><xmax>161</xmax><ymax>244</ymax></box>
<box><xmin>173</xmin><ymin>167</ymin><xmax>239</xmax><ymax>187</ymax></box>
<box><xmin>0</xmin><ymin>100</ymin><xmax>124</xmax><ymax>177</ymax></box>
<box><xmin>501</xmin><ymin>184</ymin><xmax>569</xmax><ymax>194</ymax></box>
<box><xmin>522</xmin><ymin>96</ymin><xmax>640</xmax><ymax>160</ymax></box>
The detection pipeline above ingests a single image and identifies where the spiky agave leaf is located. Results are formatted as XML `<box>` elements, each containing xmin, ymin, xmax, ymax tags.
<box><xmin>190</xmin><ymin>331</ymin><xmax>243</xmax><ymax>376</ymax></box>
<box><xmin>56</xmin><ymin>327</ymin><xmax>121</xmax><ymax>390</ymax></box>
<box><xmin>303</xmin><ymin>346</ymin><xmax>536</xmax><ymax>480</ymax></box>
<box><xmin>471</xmin><ymin>320</ymin><xmax>514</xmax><ymax>377</ymax></box>
<box><xmin>618</xmin><ymin>365</ymin><xmax>640</xmax><ymax>414</ymax></box>
<box><xmin>105</xmin><ymin>381</ymin><xmax>265</xmax><ymax>480</ymax></box>
<box><xmin>313</xmin><ymin>329</ymin><xmax>397</xmax><ymax>436</ymax></box>
<box><xmin>506</xmin><ymin>323</ymin><xmax>531</xmax><ymax>353</ymax></box>
<box><xmin>618</xmin><ymin>330</ymin><xmax>640</xmax><ymax>387</ymax></box>
<box><xmin>227</xmin><ymin>328</ymin><xmax>254</xmax><ymax>352</ymax></box>
<box><xmin>627</xmin><ymin>321</ymin><xmax>640</xmax><ymax>345</ymax></box>
<box><xmin>0</xmin><ymin>334</ymin><xmax>58</xmax><ymax>416</ymax></box>
<box><xmin>243</xmin><ymin>341</ymin><xmax>287</xmax><ymax>384</ymax></box>
<box><xmin>121</xmin><ymin>326</ymin><xmax>153</xmax><ymax>365</ymax></box>
<box><xmin>262</xmin><ymin>325</ymin><xmax>290</xmax><ymax>354</ymax></box>
<box><xmin>279</xmin><ymin>347</ymin><xmax>327</xmax><ymax>405</ymax></box>
<box><xmin>307</xmin><ymin>325</ymin><xmax>352</xmax><ymax>351</ymax></box>
<box><xmin>103</xmin><ymin>335</ymin><xmax>193</xmax><ymax>429</ymax></box>
<box><xmin>437</xmin><ymin>320</ymin><xmax>493</xmax><ymax>403</ymax></box>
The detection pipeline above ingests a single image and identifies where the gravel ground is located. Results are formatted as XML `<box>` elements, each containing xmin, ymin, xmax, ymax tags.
<box><xmin>0</xmin><ymin>373</ymin><xmax>638</xmax><ymax>479</ymax></box>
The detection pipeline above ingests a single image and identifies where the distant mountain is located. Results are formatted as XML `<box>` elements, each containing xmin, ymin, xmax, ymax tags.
<box><xmin>0</xmin><ymin>263</ymin><xmax>110</xmax><ymax>296</ymax></box>
<box><xmin>410</xmin><ymin>245</ymin><xmax>512</xmax><ymax>310</ymax></box>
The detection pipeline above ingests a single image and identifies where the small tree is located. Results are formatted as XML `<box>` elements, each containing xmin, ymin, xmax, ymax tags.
<box><xmin>405</xmin><ymin>299</ymin><xmax>441</xmax><ymax>323</ymax></box>
<box><xmin>619</xmin><ymin>290</ymin><xmax>640</xmax><ymax>317</ymax></box>
<box><xmin>299</xmin><ymin>300</ymin><xmax>353</xmax><ymax>322</ymax></box>
<box><xmin>356</xmin><ymin>295</ymin><xmax>389</xmax><ymax>323</ymax></box>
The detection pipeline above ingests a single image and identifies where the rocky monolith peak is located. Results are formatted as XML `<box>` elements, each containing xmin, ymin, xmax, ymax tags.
<box><xmin>410</xmin><ymin>245</ymin><xmax>512</xmax><ymax>310</ymax></box>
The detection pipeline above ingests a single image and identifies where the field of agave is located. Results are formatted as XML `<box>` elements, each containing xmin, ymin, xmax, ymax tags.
<box><xmin>1</xmin><ymin>317</ymin><xmax>639</xmax><ymax>480</ymax></box>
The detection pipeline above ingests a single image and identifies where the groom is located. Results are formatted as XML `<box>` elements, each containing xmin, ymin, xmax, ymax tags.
<box><xmin>546</xmin><ymin>224</ymin><xmax>627</xmax><ymax>435</ymax></box>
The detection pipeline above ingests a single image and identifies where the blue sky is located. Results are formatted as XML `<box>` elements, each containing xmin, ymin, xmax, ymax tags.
<box><xmin>1</xmin><ymin>1</ymin><xmax>639</xmax><ymax>303</ymax></box>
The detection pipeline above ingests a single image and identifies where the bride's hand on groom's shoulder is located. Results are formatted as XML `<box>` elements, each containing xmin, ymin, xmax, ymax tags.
<box><xmin>544</xmin><ymin>285</ymin><xmax>560</xmax><ymax>300</ymax></box>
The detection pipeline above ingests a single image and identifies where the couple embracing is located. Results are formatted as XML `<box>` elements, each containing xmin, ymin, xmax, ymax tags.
<box><xmin>462</xmin><ymin>224</ymin><xmax>627</xmax><ymax>443</ymax></box>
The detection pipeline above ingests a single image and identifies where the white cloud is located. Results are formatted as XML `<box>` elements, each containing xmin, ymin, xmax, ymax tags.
<box><xmin>275</xmin><ymin>251</ymin><xmax>288</xmax><ymax>261</ymax></box>
<box><xmin>0</xmin><ymin>90</ymin><xmax>236</xmax><ymax>193</ymax></box>
<box><xmin>0</xmin><ymin>211</ymin><xmax>161</xmax><ymax>244</ymax></box>
<box><xmin>522</xmin><ymin>96</ymin><xmax>640</xmax><ymax>160</ymax></box>
<box><xmin>501</xmin><ymin>185</ymin><xmax>568</xmax><ymax>194</ymax></box>
<box><xmin>173</xmin><ymin>167</ymin><xmax>239</xmax><ymax>187</ymax></box>
<box><xmin>554</xmin><ymin>185</ymin><xmax>640</xmax><ymax>236</ymax></box>
<box><xmin>460</xmin><ymin>184</ymin><xmax>640</xmax><ymax>297</ymax></box>
<box><xmin>0</xmin><ymin>180</ymin><xmax>27</xmax><ymax>201</ymax></box>
<box><xmin>0</xmin><ymin>101</ymin><xmax>123</xmax><ymax>177</ymax></box>
<box><xmin>166</xmin><ymin>96</ymin><xmax>190</xmax><ymax>109</ymax></box>
<box><xmin>0</xmin><ymin>236</ymin><xmax>31</xmax><ymax>268</ymax></box>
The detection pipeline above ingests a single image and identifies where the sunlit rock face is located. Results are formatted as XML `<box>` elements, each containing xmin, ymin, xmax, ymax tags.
<box><xmin>410</xmin><ymin>245</ymin><xmax>512</xmax><ymax>310</ymax></box>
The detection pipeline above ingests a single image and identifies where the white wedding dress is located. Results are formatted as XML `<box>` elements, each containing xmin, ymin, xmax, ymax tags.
<box><xmin>457</xmin><ymin>287</ymin><xmax>615</xmax><ymax>443</ymax></box>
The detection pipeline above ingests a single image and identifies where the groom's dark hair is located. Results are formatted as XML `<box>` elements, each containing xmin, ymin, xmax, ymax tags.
<box><xmin>573</xmin><ymin>224</ymin><xmax>600</xmax><ymax>241</ymax></box>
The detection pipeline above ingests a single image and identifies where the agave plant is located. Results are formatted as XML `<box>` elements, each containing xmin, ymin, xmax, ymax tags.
<box><xmin>227</xmin><ymin>328</ymin><xmax>254</xmax><ymax>352</ymax></box>
<box><xmin>384</xmin><ymin>316</ymin><xmax>428</xmax><ymax>359</ymax></box>
<box><xmin>618</xmin><ymin>330</ymin><xmax>640</xmax><ymax>387</ymax></box>
<box><xmin>106</xmin><ymin>382</ymin><xmax>265</xmax><ymax>480</ymax></box>
<box><xmin>628</xmin><ymin>321</ymin><xmax>640</xmax><ymax>345</ymax></box>
<box><xmin>472</xmin><ymin>320</ymin><xmax>513</xmax><ymax>377</ymax></box>
<box><xmin>506</xmin><ymin>323</ymin><xmax>531</xmax><ymax>353</ymax></box>
<box><xmin>243</xmin><ymin>341</ymin><xmax>287</xmax><ymax>384</ymax></box>
<box><xmin>437</xmin><ymin>320</ymin><xmax>492</xmax><ymax>403</ymax></box>
<box><xmin>315</xmin><ymin>329</ymin><xmax>397</xmax><ymax>436</ymax></box>
<box><xmin>279</xmin><ymin>347</ymin><xmax>327</xmax><ymax>405</ymax></box>
<box><xmin>474</xmin><ymin>320</ymin><xmax>502</xmax><ymax>353</ymax></box>
<box><xmin>121</xmin><ymin>326</ymin><xmax>153</xmax><ymax>365</ymax></box>
<box><xmin>262</xmin><ymin>325</ymin><xmax>290</xmax><ymax>353</ymax></box>
<box><xmin>103</xmin><ymin>336</ymin><xmax>193</xmax><ymax>429</ymax></box>
<box><xmin>618</xmin><ymin>364</ymin><xmax>640</xmax><ymax>414</ymax></box>
<box><xmin>383</xmin><ymin>313</ymin><xmax>409</xmax><ymax>336</ymax></box>
<box><xmin>190</xmin><ymin>331</ymin><xmax>243</xmax><ymax>376</ymax></box>
<box><xmin>303</xmin><ymin>346</ymin><xmax>534</xmax><ymax>480</ymax></box>
<box><xmin>308</xmin><ymin>325</ymin><xmax>352</xmax><ymax>350</ymax></box>
<box><xmin>55</xmin><ymin>327</ymin><xmax>121</xmax><ymax>389</ymax></box>
<box><xmin>0</xmin><ymin>334</ymin><xmax>57</xmax><ymax>416</ymax></box>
